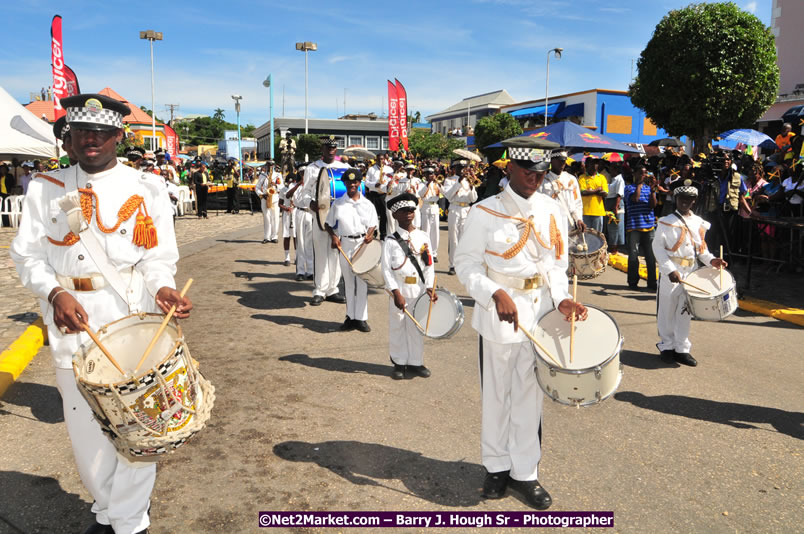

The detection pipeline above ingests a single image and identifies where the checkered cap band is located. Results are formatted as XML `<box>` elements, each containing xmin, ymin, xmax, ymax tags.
<box><xmin>508</xmin><ymin>147</ymin><xmax>552</xmax><ymax>163</ymax></box>
<box><xmin>390</xmin><ymin>200</ymin><xmax>417</xmax><ymax>212</ymax></box>
<box><xmin>66</xmin><ymin>106</ymin><xmax>123</xmax><ymax>129</ymax></box>
<box><xmin>674</xmin><ymin>185</ymin><xmax>698</xmax><ymax>197</ymax></box>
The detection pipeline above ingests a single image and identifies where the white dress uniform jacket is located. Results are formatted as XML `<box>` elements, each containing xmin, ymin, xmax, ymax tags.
<box><xmin>381</xmin><ymin>228</ymin><xmax>434</xmax><ymax>366</ymax></box>
<box><xmin>445</xmin><ymin>175</ymin><xmax>478</xmax><ymax>268</ymax></box>
<box><xmin>652</xmin><ymin>211</ymin><xmax>716</xmax><ymax>353</ymax></box>
<box><xmin>292</xmin><ymin>176</ymin><xmax>314</xmax><ymax>276</ymax></box>
<box><xmin>539</xmin><ymin>170</ymin><xmax>583</xmax><ymax>227</ymax></box>
<box><xmin>278</xmin><ymin>182</ymin><xmax>296</xmax><ymax>241</ymax></box>
<box><xmin>419</xmin><ymin>180</ymin><xmax>443</xmax><ymax>259</ymax></box>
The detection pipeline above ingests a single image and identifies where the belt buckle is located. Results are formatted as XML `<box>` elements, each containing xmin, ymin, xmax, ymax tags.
<box><xmin>72</xmin><ymin>277</ymin><xmax>94</xmax><ymax>291</ymax></box>
<box><xmin>523</xmin><ymin>275</ymin><xmax>540</xmax><ymax>290</ymax></box>
<box><xmin>404</xmin><ymin>276</ymin><xmax>417</xmax><ymax>284</ymax></box>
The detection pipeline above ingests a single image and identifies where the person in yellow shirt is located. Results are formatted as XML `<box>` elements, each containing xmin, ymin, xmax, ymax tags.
<box><xmin>775</xmin><ymin>123</ymin><xmax>795</xmax><ymax>152</ymax></box>
<box><xmin>578</xmin><ymin>158</ymin><xmax>609</xmax><ymax>233</ymax></box>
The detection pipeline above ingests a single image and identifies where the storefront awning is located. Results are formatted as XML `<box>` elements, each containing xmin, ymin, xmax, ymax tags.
<box><xmin>509</xmin><ymin>102</ymin><xmax>562</xmax><ymax>118</ymax></box>
<box><xmin>554</xmin><ymin>103</ymin><xmax>584</xmax><ymax>119</ymax></box>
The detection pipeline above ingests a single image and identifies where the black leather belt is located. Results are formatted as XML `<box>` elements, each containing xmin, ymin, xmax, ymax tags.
<box><xmin>343</xmin><ymin>233</ymin><xmax>366</xmax><ymax>239</ymax></box>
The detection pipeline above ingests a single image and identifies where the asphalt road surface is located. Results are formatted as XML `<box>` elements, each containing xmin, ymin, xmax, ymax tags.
<box><xmin>1</xmin><ymin>223</ymin><xmax>801</xmax><ymax>533</ymax></box>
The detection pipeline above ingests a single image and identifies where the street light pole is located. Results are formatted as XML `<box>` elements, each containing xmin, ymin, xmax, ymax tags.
<box><xmin>295</xmin><ymin>41</ymin><xmax>317</xmax><ymax>161</ymax></box>
<box><xmin>263</xmin><ymin>75</ymin><xmax>274</xmax><ymax>160</ymax></box>
<box><xmin>139</xmin><ymin>30</ymin><xmax>163</xmax><ymax>149</ymax></box>
<box><xmin>232</xmin><ymin>95</ymin><xmax>243</xmax><ymax>184</ymax></box>
<box><xmin>545</xmin><ymin>47</ymin><xmax>563</xmax><ymax>128</ymax></box>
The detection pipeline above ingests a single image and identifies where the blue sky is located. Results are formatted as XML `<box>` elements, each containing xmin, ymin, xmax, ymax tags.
<box><xmin>3</xmin><ymin>0</ymin><xmax>770</xmax><ymax>128</ymax></box>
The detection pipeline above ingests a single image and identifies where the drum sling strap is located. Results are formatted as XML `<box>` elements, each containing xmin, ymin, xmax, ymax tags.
<box><xmin>673</xmin><ymin>211</ymin><xmax>700</xmax><ymax>267</ymax></box>
<box><xmin>391</xmin><ymin>232</ymin><xmax>426</xmax><ymax>284</ymax></box>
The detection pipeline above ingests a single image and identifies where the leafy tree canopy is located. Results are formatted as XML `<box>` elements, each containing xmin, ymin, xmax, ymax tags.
<box><xmin>474</xmin><ymin>113</ymin><xmax>523</xmax><ymax>160</ymax></box>
<box><xmin>408</xmin><ymin>130</ymin><xmax>466</xmax><ymax>160</ymax></box>
<box><xmin>629</xmin><ymin>2</ymin><xmax>778</xmax><ymax>152</ymax></box>
<box><xmin>178</xmin><ymin>116</ymin><xmax>256</xmax><ymax>146</ymax></box>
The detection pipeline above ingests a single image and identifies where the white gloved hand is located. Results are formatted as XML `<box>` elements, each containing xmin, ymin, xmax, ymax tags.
<box><xmin>58</xmin><ymin>191</ymin><xmax>87</xmax><ymax>234</ymax></box>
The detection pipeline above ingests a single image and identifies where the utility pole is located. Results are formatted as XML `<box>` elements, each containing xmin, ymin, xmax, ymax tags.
<box><xmin>165</xmin><ymin>104</ymin><xmax>179</xmax><ymax>125</ymax></box>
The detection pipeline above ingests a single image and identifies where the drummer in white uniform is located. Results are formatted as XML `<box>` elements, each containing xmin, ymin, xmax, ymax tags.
<box><xmin>652</xmin><ymin>179</ymin><xmax>728</xmax><ymax>367</ymax></box>
<box><xmin>381</xmin><ymin>193</ymin><xmax>436</xmax><ymax>380</ymax></box>
<box><xmin>325</xmin><ymin>168</ymin><xmax>378</xmax><ymax>333</ymax></box>
<box><xmin>291</xmin><ymin>163</ymin><xmax>314</xmax><ymax>280</ymax></box>
<box><xmin>10</xmin><ymin>93</ymin><xmax>191</xmax><ymax>534</ymax></box>
<box><xmin>454</xmin><ymin>139</ymin><xmax>587</xmax><ymax>510</ymax></box>
<box><xmin>418</xmin><ymin>166</ymin><xmax>442</xmax><ymax>262</ymax></box>
<box><xmin>278</xmin><ymin>172</ymin><xmax>297</xmax><ymax>266</ymax></box>
<box><xmin>538</xmin><ymin>150</ymin><xmax>585</xmax><ymax>232</ymax></box>
<box><xmin>444</xmin><ymin>159</ymin><xmax>478</xmax><ymax>275</ymax></box>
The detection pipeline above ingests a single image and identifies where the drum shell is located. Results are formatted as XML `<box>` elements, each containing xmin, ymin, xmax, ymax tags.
<box><xmin>568</xmin><ymin>227</ymin><xmax>608</xmax><ymax>280</ymax></box>
<box><xmin>531</xmin><ymin>306</ymin><xmax>624</xmax><ymax>407</ymax></box>
<box><xmin>350</xmin><ymin>240</ymin><xmax>384</xmax><ymax>288</ymax></box>
<box><xmin>683</xmin><ymin>267</ymin><xmax>738</xmax><ymax>321</ymax></box>
<box><xmin>411</xmin><ymin>288</ymin><xmax>465</xmax><ymax>339</ymax></box>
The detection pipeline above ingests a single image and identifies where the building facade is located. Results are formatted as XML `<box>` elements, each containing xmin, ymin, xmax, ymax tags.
<box><xmin>217</xmin><ymin>130</ymin><xmax>258</xmax><ymax>160</ymax></box>
<box><xmin>426</xmin><ymin>90</ymin><xmax>516</xmax><ymax>136</ymax></box>
<box><xmin>253</xmin><ymin>117</ymin><xmax>390</xmax><ymax>159</ymax></box>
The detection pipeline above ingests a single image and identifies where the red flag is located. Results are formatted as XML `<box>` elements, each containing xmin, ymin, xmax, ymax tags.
<box><xmin>395</xmin><ymin>79</ymin><xmax>408</xmax><ymax>151</ymax></box>
<box><xmin>51</xmin><ymin>15</ymin><xmax>80</xmax><ymax>120</ymax></box>
<box><xmin>387</xmin><ymin>80</ymin><xmax>399</xmax><ymax>151</ymax></box>
<box><xmin>164</xmin><ymin>124</ymin><xmax>179</xmax><ymax>157</ymax></box>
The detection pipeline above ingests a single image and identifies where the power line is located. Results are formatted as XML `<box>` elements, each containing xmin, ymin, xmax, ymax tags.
<box><xmin>165</xmin><ymin>104</ymin><xmax>179</xmax><ymax>124</ymax></box>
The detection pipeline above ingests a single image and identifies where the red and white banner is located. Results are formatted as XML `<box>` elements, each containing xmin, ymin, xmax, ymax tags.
<box><xmin>387</xmin><ymin>80</ymin><xmax>399</xmax><ymax>152</ymax></box>
<box><xmin>164</xmin><ymin>124</ymin><xmax>179</xmax><ymax>158</ymax></box>
<box><xmin>395</xmin><ymin>79</ymin><xmax>408</xmax><ymax>151</ymax></box>
<box><xmin>51</xmin><ymin>15</ymin><xmax>80</xmax><ymax>120</ymax></box>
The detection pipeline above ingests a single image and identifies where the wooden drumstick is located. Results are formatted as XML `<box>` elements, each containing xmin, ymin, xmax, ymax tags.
<box><xmin>680</xmin><ymin>279</ymin><xmax>710</xmax><ymax>295</ymax></box>
<box><xmin>719</xmin><ymin>245</ymin><xmax>723</xmax><ymax>290</ymax></box>
<box><xmin>384</xmin><ymin>289</ymin><xmax>425</xmax><ymax>331</ymax></box>
<box><xmin>425</xmin><ymin>274</ymin><xmax>437</xmax><ymax>336</ymax></box>
<box><xmin>135</xmin><ymin>279</ymin><xmax>193</xmax><ymax>374</ymax></box>
<box><xmin>517</xmin><ymin>321</ymin><xmax>562</xmax><ymax>368</ymax></box>
<box><xmin>335</xmin><ymin>241</ymin><xmax>355</xmax><ymax>270</ymax></box>
<box><xmin>80</xmin><ymin>322</ymin><xmax>126</xmax><ymax>376</ymax></box>
<box><xmin>570</xmin><ymin>275</ymin><xmax>577</xmax><ymax>364</ymax></box>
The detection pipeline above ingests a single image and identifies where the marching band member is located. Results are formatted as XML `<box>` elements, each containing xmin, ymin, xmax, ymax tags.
<box><xmin>382</xmin><ymin>193</ymin><xmax>436</xmax><ymax>380</ymax></box>
<box><xmin>154</xmin><ymin>149</ymin><xmax>179</xmax><ymax>185</ymax></box>
<box><xmin>418</xmin><ymin>166</ymin><xmax>442</xmax><ymax>263</ymax></box>
<box><xmin>291</xmin><ymin>163</ymin><xmax>313</xmax><ymax>281</ymax></box>
<box><xmin>384</xmin><ymin>160</ymin><xmax>407</xmax><ymax>235</ymax></box>
<box><xmin>325</xmin><ymin>169</ymin><xmax>378</xmax><ymax>332</ymax></box>
<box><xmin>299</xmin><ymin>135</ymin><xmax>349</xmax><ymax>305</ymax></box>
<box><xmin>388</xmin><ymin>163</ymin><xmax>423</xmax><ymax>228</ymax></box>
<box><xmin>365</xmin><ymin>154</ymin><xmax>393</xmax><ymax>239</ymax></box>
<box><xmin>445</xmin><ymin>158</ymin><xmax>478</xmax><ymax>275</ymax></box>
<box><xmin>454</xmin><ymin>141</ymin><xmax>587</xmax><ymax>510</ymax></box>
<box><xmin>255</xmin><ymin>160</ymin><xmax>282</xmax><ymax>244</ymax></box>
<box><xmin>652</xmin><ymin>179</ymin><xmax>728</xmax><ymax>367</ymax></box>
<box><xmin>10</xmin><ymin>93</ymin><xmax>191</xmax><ymax>534</ymax></box>
<box><xmin>538</xmin><ymin>151</ymin><xmax>585</xmax><ymax>232</ymax></box>
<box><xmin>278</xmin><ymin>173</ymin><xmax>297</xmax><ymax>267</ymax></box>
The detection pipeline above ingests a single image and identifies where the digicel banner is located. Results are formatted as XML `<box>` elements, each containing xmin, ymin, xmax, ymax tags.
<box><xmin>395</xmin><ymin>79</ymin><xmax>408</xmax><ymax>151</ymax></box>
<box><xmin>51</xmin><ymin>15</ymin><xmax>80</xmax><ymax>120</ymax></box>
<box><xmin>387</xmin><ymin>80</ymin><xmax>399</xmax><ymax>151</ymax></box>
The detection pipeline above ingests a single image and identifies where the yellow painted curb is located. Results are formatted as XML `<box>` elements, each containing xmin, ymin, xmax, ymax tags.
<box><xmin>0</xmin><ymin>317</ymin><xmax>46</xmax><ymax>397</ymax></box>
<box><xmin>606</xmin><ymin>254</ymin><xmax>803</xmax><ymax>327</ymax></box>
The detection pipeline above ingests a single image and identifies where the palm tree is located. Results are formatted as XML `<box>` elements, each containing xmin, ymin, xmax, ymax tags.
<box><xmin>213</xmin><ymin>108</ymin><xmax>225</xmax><ymax>121</ymax></box>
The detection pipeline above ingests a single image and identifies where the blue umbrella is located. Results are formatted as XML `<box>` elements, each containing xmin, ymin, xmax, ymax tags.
<box><xmin>486</xmin><ymin>120</ymin><xmax>641</xmax><ymax>153</ymax></box>
<box><xmin>717</xmin><ymin>128</ymin><xmax>774</xmax><ymax>147</ymax></box>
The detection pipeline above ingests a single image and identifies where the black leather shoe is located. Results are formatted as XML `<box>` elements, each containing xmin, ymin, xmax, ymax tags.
<box><xmin>434</xmin><ymin>257</ymin><xmax>439</xmax><ymax>263</ymax></box>
<box><xmin>81</xmin><ymin>523</ymin><xmax>114</xmax><ymax>534</ymax></box>
<box><xmin>271</xmin><ymin>239</ymin><xmax>278</xmax><ymax>243</ymax></box>
<box><xmin>407</xmin><ymin>365</ymin><xmax>431</xmax><ymax>378</ymax></box>
<box><xmin>674</xmin><ymin>351</ymin><xmax>698</xmax><ymax>367</ymax></box>
<box><xmin>355</xmin><ymin>320</ymin><xmax>371</xmax><ymax>333</ymax></box>
<box><xmin>262</xmin><ymin>239</ymin><xmax>269</xmax><ymax>244</ymax></box>
<box><xmin>482</xmin><ymin>470</ymin><xmax>510</xmax><ymax>499</ymax></box>
<box><xmin>283</xmin><ymin>260</ymin><xmax>290</xmax><ymax>267</ymax></box>
<box><xmin>508</xmin><ymin>479</ymin><xmax>553</xmax><ymax>510</ymax></box>
<box><xmin>340</xmin><ymin>318</ymin><xmax>355</xmax><ymax>331</ymax></box>
<box><xmin>305</xmin><ymin>274</ymin><xmax>314</xmax><ymax>281</ymax></box>
<box><xmin>311</xmin><ymin>295</ymin><xmax>324</xmax><ymax>306</ymax></box>
<box><xmin>325</xmin><ymin>294</ymin><xmax>346</xmax><ymax>304</ymax></box>
<box><xmin>447</xmin><ymin>267</ymin><xmax>456</xmax><ymax>275</ymax></box>
<box><xmin>660</xmin><ymin>349</ymin><xmax>676</xmax><ymax>361</ymax></box>
<box><xmin>295</xmin><ymin>273</ymin><xmax>305</xmax><ymax>281</ymax></box>
<box><xmin>391</xmin><ymin>363</ymin><xmax>405</xmax><ymax>380</ymax></box>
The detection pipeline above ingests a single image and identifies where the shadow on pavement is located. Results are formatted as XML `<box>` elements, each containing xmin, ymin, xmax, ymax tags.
<box><xmin>253</xmin><ymin>314</ymin><xmax>342</xmax><ymax>333</ymax></box>
<box><xmin>614</xmin><ymin>391</ymin><xmax>804</xmax><ymax>440</ymax></box>
<box><xmin>0</xmin><ymin>471</ymin><xmax>92</xmax><ymax>533</ymax></box>
<box><xmin>216</xmin><ymin>238</ymin><xmax>262</xmax><ymax>244</ymax></box>
<box><xmin>619</xmin><ymin>349</ymin><xmax>680</xmax><ymax>370</ymax></box>
<box><xmin>0</xmin><ymin>382</ymin><xmax>63</xmax><ymax>424</ymax></box>
<box><xmin>278</xmin><ymin>353</ymin><xmax>390</xmax><ymax>377</ymax></box>
<box><xmin>273</xmin><ymin>440</ymin><xmax>485</xmax><ymax>507</ymax></box>
<box><xmin>234</xmin><ymin>258</ymin><xmax>287</xmax><ymax>267</ymax></box>
<box><xmin>224</xmin><ymin>281</ymin><xmax>306</xmax><ymax>310</ymax></box>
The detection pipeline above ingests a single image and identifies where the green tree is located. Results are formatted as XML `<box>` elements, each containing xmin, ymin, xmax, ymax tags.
<box><xmin>474</xmin><ymin>113</ymin><xmax>523</xmax><ymax>160</ymax></box>
<box><xmin>629</xmin><ymin>2</ymin><xmax>778</xmax><ymax>153</ymax></box>
<box><xmin>296</xmin><ymin>134</ymin><xmax>322</xmax><ymax>161</ymax></box>
<box><xmin>213</xmin><ymin>108</ymin><xmax>225</xmax><ymax>121</ymax></box>
<box><xmin>408</xmin><ymin>130</ymin><xmax>465</xmax><ymax>160</ymax></box>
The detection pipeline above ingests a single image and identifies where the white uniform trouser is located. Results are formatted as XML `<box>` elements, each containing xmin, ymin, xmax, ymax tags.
<box><xmin>420</xmin><ymin>204</ymin><xmax>440</xmax><ymax>258</ymax></box>
<box><xmin>448</xmin><ymin>206</ymin><xmax>470</xmax><ymax>268</ymax></box>
<box><xmin>282</xmin><ymin>210</ymin><xmax>294</xmax><ymax>242</ymax></box>
<box><xmin>55</xmin><ymin>369</ymin><xmax>154</xmax><ymax>534</ymax></box>
<box><xmin>656</xmin><ymin>271</ymin><xmax>693</xmax><ymax>353</ymax></box>
<box><xmin>480</xmin><ymin>337</ymin><xmax>543</xmax><ymax>482</ymax></box>
<box><xmin>339</xmin><ymin>237</ymin><xmax>368</xmax><ymax>320</ymax></box>
<box><xmin>388</xmin><ymin>282</ymin><xmax>424</xmax><ymax>365</ymax></box>
<box><xmin>294</xmin><ymin>209</ymin><xmax>314</xmax><ymax>275</ymax></box>
<box><xmin>260</xmin><ymin>199</ymin><xmax>279</xmax><ymax>241</ymax></box>
<box><xmin>312</xmin><ymin>224</ymin><xmax>341</xmax><ymax>297</ymax></box>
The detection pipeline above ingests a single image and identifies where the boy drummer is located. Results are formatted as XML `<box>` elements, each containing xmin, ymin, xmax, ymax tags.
<box><xmin>652</xmin><ymin>179</ymin><xmax>728</xmax><ymax>367</ymax></box>
<box><xmin>381</xmin><ymin>193</ymin><xmax>437</xmax><ymax>380</ymax></box>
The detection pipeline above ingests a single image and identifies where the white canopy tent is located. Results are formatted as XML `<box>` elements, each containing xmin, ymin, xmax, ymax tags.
<box><xmin>0</xmin><ymin>85</ymin><xmax>58</xmax><ymax>160</ymax></box>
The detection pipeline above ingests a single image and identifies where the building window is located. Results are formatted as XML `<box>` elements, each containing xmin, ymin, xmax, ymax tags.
<box><xmin>348</xmin><ymin>135</ymin><xmax>363</xmax><ymax>147</ymax></box>
<box><xmin>333</xmin><ymin>135</ymin><xmax>346</xmax><ymax>148</ymax></box>
<box><xmin>142</xmin><ymin>136</ymin><xmax>161</xmax><ymax>150</ymax></box>
<box><xmin>365</xmin><ymin>136</ymin><xmax>380</xmax><ymax>150</ymax></box>
<box><xmin>381</xmin><ymin>137</ymin><xmax>389</xmax><ymax>150</ymax></box>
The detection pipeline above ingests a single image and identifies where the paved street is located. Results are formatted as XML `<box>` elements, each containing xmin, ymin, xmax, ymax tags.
<box><xmin>1</xmin><ymin>221</ymin><xmax>802</xmax><ymax>533</ymax></box>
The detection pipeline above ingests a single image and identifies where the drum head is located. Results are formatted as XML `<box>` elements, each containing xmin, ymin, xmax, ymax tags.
<box><xmin>412</xmin><ymin>288</ymin><xmax>464</xmax><ymax>339</ymax></box>
<box><xmin>569</xmin><ymin>228</ymin><xmax>606</xmax><ymax>254</ymax></box>
<box><xmin>684</xmin><ymin>266</ymin><xmax>734</xmax><ymax>296</ymax></box>
<box><xmin>351</xmin><ymin>240</ymin><xmax>382</xmax><ymax>273</ymax></box>
<box><xmin>531</xmin><ymin>306</ymin><xmax>620</xmax><ymax>370</ymax></box>
<box><xmin>315</xmin><ymin>167</ymin><xmax>332</xmax><ymax>230</ymax></box>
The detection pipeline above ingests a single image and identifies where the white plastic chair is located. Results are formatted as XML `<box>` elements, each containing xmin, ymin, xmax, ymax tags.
<box><xmin>176</xmin><ymin>186</ymin><xmax>189</xmax><ymax>216</ymax></box>
<box><xmin>1</xmin><ymin>195</ymin><xmax>22</xmax><ymax>228</ymax></box>
<box><xmin>187</xmin><ymin>188</ymin><xmax>196</xmax><ymax>212</ymax></box>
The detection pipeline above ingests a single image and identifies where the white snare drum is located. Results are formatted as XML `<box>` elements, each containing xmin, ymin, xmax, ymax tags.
<box><xmin>411</xmin><ymin>287</ymin><xmax>465</xmax><ymax>339</ymax></box>
<box><xmin>683</xmin><ymin>266</ymin><xmax>738</xmax><ymax>321</ymax></box>
<box><xmin>568</xmin><ymin>228</ymin><xmax>608</xmax><ymax>280</ymax></box>
<box><xmin>73</xmin><ymin>314</ymin><xmax>215</xmax><ymax>461</ymax></box>
<box><xmin>350</xmin><ymin>239</ymin><xmax>384</xmax><ymax>288</ymax></box>
<box><xmin>530</xmin><ymin>306</ymin><xmax>623</xmax><ymax>407</ymax></box>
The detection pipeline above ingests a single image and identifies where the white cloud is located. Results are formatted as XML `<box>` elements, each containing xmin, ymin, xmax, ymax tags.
<box><xmin>744</xmin><ymin>1</ymin><xmax>758</xmax><ymax>13</ymax></box>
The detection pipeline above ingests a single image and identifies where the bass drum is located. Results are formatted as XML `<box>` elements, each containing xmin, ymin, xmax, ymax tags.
<box><xmin>314</xmin><ymin>167</ymin><xmax>365</xmax><ymax>231</ymax></box>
